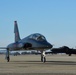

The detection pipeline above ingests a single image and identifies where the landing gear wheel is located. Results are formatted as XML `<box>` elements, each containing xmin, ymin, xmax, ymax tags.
<box><xmin>43</xmin><ymin>57</ymin><xmax>46</xmax><ymax>63</ymax></box>
<box><xmin>69</xmin><ymin>54</ymin><xmax>71</xmax><ymax>56</ymax></box>
<box><xmin>7</xmin><ymin>56</ymin><xmax>10</xmax><ymax>62</ymax></box>
<box><xmin>41</xmin><ymin>56</ymin><xmax>43</xmax><ymax>62</ymax></box>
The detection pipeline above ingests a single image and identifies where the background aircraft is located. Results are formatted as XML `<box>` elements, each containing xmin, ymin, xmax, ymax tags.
<box><xmin>51</xmin><ymin>46</ymin><xmax>76</xmax><ymax>56</ymax></box>
<box><xmin>0</xmin><ymin>21</ymin><xmax>53</xmax><ymax>62</ymax></box>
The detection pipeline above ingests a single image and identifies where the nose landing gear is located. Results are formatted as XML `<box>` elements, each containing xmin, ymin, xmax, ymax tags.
<box><xmin>41</xmin><ymin>51</ymin><xmax>46</xmax><ymax>63</ymax></box>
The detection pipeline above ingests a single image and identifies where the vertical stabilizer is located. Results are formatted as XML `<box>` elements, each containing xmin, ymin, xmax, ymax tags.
<box><xmin>14</xmin><ymin>21</ymin><xmax>21</xmax><ymax>42</ymax></box>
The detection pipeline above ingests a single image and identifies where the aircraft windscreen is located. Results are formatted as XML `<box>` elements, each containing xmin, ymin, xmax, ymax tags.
<box><xmin>29</xmin><ymin>34</ymin><xmax>46</xmax><ymax>41</ymax></box>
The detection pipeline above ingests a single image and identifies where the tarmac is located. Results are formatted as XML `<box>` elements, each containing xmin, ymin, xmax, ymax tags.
<box><xmin>0</xmin><ymin>54</ymin><xmax>76</xmax><ymax>75</ymax></box>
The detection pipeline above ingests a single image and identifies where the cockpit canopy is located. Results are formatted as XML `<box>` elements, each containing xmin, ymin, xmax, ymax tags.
<box><xmin>29</xmin><ymin>33</ymin><xmax>46</xmax><ymax>41</ymax></box>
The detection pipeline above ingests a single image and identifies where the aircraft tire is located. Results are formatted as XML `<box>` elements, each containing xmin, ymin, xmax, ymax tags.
<box><xmin>43</xmin><ymin>57</ymin><xmax>46</xmax><ymax>63</ymax></box>
<box><xmin>41</xmin><ymin>56</ymin><xmax>43</xmax><ymax>62</ymax></box>
<box><xmin>7</xmin><ymin>56</ymin><xmax>10</xmax><ymax>62</ymax></box>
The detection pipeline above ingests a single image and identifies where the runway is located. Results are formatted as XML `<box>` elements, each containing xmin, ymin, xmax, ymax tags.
<box><xmin>0</xmin><ymin>54</ymin><xmax>76</xmax><ymax>75</ymax></box>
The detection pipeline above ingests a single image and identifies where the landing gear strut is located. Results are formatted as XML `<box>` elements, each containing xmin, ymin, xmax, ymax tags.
<box><xmin>6</xmin><ymin>48</ymin><xmax>10</xmax><ymax>62</ymax></box>
<box><xmin>41</xmin><ymin>51</ymin><xmax>46</xmax><ymax>63</ymax></box>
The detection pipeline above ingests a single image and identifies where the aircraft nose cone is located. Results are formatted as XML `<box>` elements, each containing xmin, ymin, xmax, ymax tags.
<box><xmin>46</xmin><ymin>42</ymin><xmax>53</xmax><ymax>48</ymax></box>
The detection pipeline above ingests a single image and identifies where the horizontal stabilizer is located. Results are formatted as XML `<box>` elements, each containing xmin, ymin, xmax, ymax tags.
<box><xmin>0</xmin><ymin>47</ymin><xmax>7</xmax><ymax>49</ymax></box>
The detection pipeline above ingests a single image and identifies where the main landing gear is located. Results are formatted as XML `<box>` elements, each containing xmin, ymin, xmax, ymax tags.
<box><xmin>5</xmin><ymin>48</ymin><xmax>10</xmax><ymax>62</ymax></box>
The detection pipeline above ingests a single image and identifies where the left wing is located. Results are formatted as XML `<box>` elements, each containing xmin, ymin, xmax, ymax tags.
<box><xmin>0</xmin><ymin>47</ymin><xmax>7</xmax><ymax>49</ymax></box>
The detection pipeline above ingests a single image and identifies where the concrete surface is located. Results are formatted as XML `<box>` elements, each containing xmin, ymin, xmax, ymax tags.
<box><xmin>0</xmin><ymin>54</ymin><xmax>76</xmax><ymax>75</ymax></box>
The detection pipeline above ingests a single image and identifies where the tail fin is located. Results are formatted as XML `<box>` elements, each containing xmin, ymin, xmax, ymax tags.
<box><xmin>14</xmin><ymin>21</ymin><xmax>21</xmax><ymax>42</ymax></box>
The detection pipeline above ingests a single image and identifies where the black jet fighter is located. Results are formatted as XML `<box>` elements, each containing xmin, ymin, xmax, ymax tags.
<box><xmin>0</xmin><ymin>21</ymin><xmax>53</xmax><ymax>62</ymax></box>
<box><xmin>51</xmin><ymin>46</ymin><xmax>76</xmax><ymax>56</ymax></box>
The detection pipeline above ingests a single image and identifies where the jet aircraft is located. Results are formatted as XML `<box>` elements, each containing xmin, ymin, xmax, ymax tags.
<box><xmin>0</xmin><ymin>21</ymin><xmax>53</xmax><ymax>62</ymax></box>
<box><xmin>51</xmin><ymin>46</ymin><xmax>76</xmax><ymax>56</ymax></box>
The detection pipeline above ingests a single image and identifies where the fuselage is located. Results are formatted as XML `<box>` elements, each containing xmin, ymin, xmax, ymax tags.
<box><xmin>7</xmin><ymin>33</ymin><xmax>53</xmax><ymax>51</ymax></box>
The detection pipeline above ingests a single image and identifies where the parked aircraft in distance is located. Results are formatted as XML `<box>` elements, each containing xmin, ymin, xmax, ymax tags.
<box><xmin>0</xmin><ymin>21</ymin><xmax>53</xmax><ymax>62</ymax></box>
<box><xmin>51</xmin><ymin>46</ymin><xmax>76</xmax><ymax>56</ymax></box>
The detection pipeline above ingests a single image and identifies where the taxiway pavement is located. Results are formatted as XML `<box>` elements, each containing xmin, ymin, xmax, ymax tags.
<box><xmin>0</xmin><ymin>54</ymin><xmax>76</xmax><ymax>75</ymax></box>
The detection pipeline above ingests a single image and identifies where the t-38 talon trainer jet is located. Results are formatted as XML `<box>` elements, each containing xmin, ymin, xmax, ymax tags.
<box><xmin>0</xmin><ymin>21</ymin><xmax>53</xmax><ymax>62</ymax></box>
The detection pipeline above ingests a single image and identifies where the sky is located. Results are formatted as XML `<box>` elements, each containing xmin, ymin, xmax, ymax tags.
<box><xmin>0</xmin><ymin>0</ymin><xmax>76</xmax><ymax>48</ymax></box>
